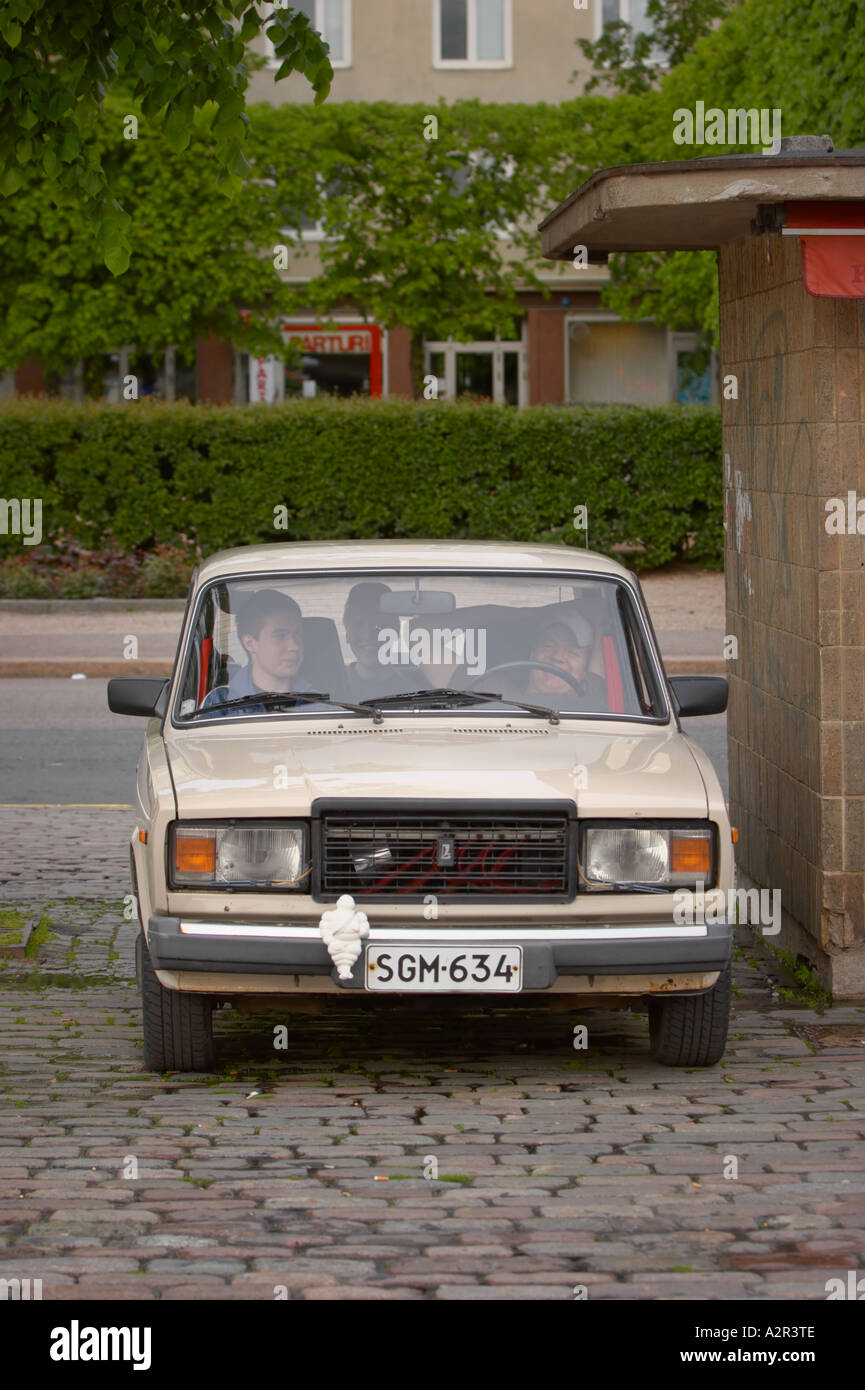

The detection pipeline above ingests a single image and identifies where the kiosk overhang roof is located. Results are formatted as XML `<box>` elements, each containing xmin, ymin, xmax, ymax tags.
<box><xmin>539</xmin><ymin>153</ymin><xmax>865</xmax><ymax>262</ymax></box>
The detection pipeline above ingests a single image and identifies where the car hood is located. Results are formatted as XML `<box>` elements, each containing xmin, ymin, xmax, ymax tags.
<box><xmin>164</xmin><ymin>720</ymin><xmax>709</xmax><ymax>818</ymax></box>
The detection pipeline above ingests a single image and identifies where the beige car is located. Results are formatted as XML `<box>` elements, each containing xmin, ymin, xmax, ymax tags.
<box><xmin>108</xmin><ymin>540</ymin><xmax>733</xmax><ymax>1072</ymax></box>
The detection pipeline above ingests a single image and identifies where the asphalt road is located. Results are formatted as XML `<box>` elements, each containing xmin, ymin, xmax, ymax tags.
<box><xmin>0</xmin><ymin>677</ymin><xmax>728</xmax><ymax>805</ymax></box>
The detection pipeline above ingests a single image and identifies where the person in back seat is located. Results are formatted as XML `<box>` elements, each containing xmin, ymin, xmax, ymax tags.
<box><xmin>342</xmin><ymin>582</ymin><xmax>428</xmax><ymax>701</ymax></box>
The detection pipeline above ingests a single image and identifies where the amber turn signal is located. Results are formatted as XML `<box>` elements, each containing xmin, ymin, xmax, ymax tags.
<box><xmin>174</xmin><ymin>835</ymin><xmax>216</xmax><ymax>875</ymax></box>
<box><xmin>670</xmin><ymin>836</ymin><xmax>711</xmax><ymax>875</ymax></box>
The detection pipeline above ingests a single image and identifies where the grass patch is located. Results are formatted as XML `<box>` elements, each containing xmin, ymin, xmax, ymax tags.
<box><xmin>0</xmin><ymin>970</ymin><xmax>114</xmax><ymax>991</ymax></box>
<box><xmin>0</xmin><ymin>907</ymin><xmax>30</xmax><ymax>949</ymax></box>
<box><xmin>767</xmin><ymin>945</ymin><xmax>832</xmax><ymax>1009</ymax></box>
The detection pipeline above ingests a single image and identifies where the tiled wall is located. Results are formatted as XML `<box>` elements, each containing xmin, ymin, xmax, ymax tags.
<box><xmin>720</xmin><ymin>232</ymin><xmax>865</xmax><ymax>994</ymax></box>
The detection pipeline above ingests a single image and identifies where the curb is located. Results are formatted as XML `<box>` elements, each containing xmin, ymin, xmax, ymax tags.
<box><xmin>0</xmin><ymin>598</ymin><xmax>187</xmax><ymax>613</ymax></box>
<box><xmin>0</xmin><ymin>660</ymin><xmax>174</xmax><ymax>678</ymax></box>
<box><xmin>0</xmin><ymin>656</ymin><xmax>727</xmax><ymax>679</ymax></box>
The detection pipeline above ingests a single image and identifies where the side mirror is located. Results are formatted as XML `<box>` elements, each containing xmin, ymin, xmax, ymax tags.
<box><xmin>669</xmin><ymin>675</ymin><xmax>728</xmax><ymax>717</ymax></box>
<box><xmin>107</xmin><ymin>677</ymin><xmax>169</xmax><ymax>718</ymax></box>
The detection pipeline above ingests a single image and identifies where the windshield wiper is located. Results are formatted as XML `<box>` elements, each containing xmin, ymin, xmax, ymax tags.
<box><xmin>198</xmin><ymin>690</ymin><xmax>381</xmax><ymax>721</ymax></box>
<box><xmin>359</xmin><ymin>687</ymin><xmax>561</xmax><ymax>725</ymax></box>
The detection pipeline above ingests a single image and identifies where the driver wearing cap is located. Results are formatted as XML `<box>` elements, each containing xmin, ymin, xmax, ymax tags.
<box><xmin>500</xmin><ymin>613</ymin><xmax>607</xmax><ymax>709</ymax></box>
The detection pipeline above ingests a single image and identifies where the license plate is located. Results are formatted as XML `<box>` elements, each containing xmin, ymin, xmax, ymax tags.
<box><xmin>365</xmin><ymin>945</ymin><xmax>522</xmax><ymax>992</ymax></box>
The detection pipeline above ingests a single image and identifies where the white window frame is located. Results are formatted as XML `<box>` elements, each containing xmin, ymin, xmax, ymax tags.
<box><xmin>275</xmin><ymin>172</ymin><xmax>328</xmax><ymax>243</ymax></box>
<box><xmin>594</xmin><ymin>0</ymin><xmax>665</xmax><ymax>66</ymax></box>
<box><xmin>595</xmin><ymin>0</ymin><xmax>653</xmax><ymax>38</ymax></box>
<box><xmin>294</xmin><ymin>207</ymin><xmax>327</xmax><ymax>244</ymax></box>
<box><xmin>424</xmin><ymin>330</ymin><xmax>527</xmax><ymax>407</ymax></box>
<box><xmin>265</xmin><ymin>0</ymin><xmax>352</xmax><ymax>71</ymax></box>
<box><xmin>453</xmin><ymin>149</ymin><xmax>517</xmax><ymax>240</ymax></box>
<box><xmin>432</xmin><ymin>0</ymin><xmax>513</xmax><ymax>70</ymax></box>
<box><xmin>252</xmin><ymin>171</ymin><xmax>327</xmax><ymax>244</ymax></box>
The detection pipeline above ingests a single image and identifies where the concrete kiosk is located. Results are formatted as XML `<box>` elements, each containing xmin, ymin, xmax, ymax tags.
<box><xmin>540</xmin><ymin>138</ymin><xmax>865</xmax><ymax>996</ymax></box>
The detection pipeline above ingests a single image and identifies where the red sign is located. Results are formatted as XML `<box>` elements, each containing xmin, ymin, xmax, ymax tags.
<box><xmin>785</xmin><ymin>202</ymin><xmax>865</xmax><ymax>299</ymax></box>
<box><xmin>285</xmin><ymin>329</ymin><xmax>371</xmax><ymax>353</ymax></box>
<box><xmin>281</xmin><ymin>322</ymin><xmax>383</xmax><ymax>396</ymax></box>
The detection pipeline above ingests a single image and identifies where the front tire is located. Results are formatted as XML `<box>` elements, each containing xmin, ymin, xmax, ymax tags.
<box><xmin>648</xmin><ymin>964</ymin><xmax>731</xmax><ymax>1067</ymax></box>
<box><xmin>138</xmin><ymin>931</ymin><xmax>214</xmax><ymax>1072</ymax></box>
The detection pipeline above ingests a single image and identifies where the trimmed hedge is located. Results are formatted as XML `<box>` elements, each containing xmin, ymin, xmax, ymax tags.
<box><xmin>0</xmin><ymin>398</ymin><xmax>722</xmax><ymax>571</ymax></box>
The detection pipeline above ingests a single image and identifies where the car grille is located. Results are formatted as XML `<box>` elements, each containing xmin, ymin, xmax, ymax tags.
<box><xmin>317</xmin><ymin>808</ymin><xmax>572</xmax><ymax>900</ymax></box>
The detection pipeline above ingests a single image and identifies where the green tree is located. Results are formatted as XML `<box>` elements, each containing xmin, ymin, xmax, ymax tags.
<box><xmin>0</xmin><ymin>98</ymin><xmax>295</xmax><ymax>375</ymax></box>
<box><xmin>0</xmin><ymin>1</ymin><xmax>332</xmax><ymax>273</ymax></box>
<box><xmin>584</xmin><ymin>0</ymin><xmax>865</xmax><ymax>340</ymax></box>
<box><xmin>0</xmin><ymin>99</ymin><xmax>589</xmax><ymax>386</ymax></box>
<box><xmin>658</xmin><ymin>0</ymin><xmax>865</xmax><ymax>149</ymax></box>
<box><xmin>602</xmin><ymin>250</ymin><xmax>720</xmax><ymax>346</ymax></box>
<box><xmin>575</xmin><ymin>0</ymin><xmax>733</xmax><ymax>96</ymax></box>
<box><xmin>252</xmin><ymin>100</ymin><xmax>584</xmax><ymax>394</ymax></box>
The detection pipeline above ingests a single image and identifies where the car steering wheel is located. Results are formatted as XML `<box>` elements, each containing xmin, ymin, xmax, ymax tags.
<box><xmin>465</xmin><ymin>660</ymin><xmax>588</xmax><ymax>695</ymax></box>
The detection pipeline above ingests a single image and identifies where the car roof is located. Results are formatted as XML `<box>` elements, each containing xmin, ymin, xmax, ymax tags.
<box><xmin>195</xmin><ymin>540</ymin><xmax>636</xmax><ymax>585</ymax></box>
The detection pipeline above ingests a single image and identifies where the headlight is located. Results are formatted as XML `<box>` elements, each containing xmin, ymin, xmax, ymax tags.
<box><xmin>581</xmin><ymin>824</ymin><xmax>714</xmax><ymax>889</ymax></box>
<box><xmin>170</xmin><ymin>822</ymin><xmax>309</xmax><ymax>889</ymax></box>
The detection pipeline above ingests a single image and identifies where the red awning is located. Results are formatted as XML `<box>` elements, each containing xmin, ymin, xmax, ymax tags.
<box><xmin>785</xmin><ymin>202</ymin><xmax>865</xmax><ymax>297</ymax></box>
<box><xmin>801</xmin><ymin>237</ymin><xmax>865</xmax><ymax>297</ymax></box>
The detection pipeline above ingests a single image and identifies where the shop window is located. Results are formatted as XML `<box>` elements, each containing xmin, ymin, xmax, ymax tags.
<box><xmin>246</xmin><ymin>323</ymin><xmax>382</xmax><ymax>403</ymax></box>
<box><xmin>286</xmin><ymin>352</ymin><xmax>369</xmax><ymax>398</ymax></box>
<box><xmin>670</xmin><ymin>333</ymin><xmax>716</xmax><ymax>404</ymax></box>
<box><xmin>566</xmin><ymin>319</ymin><xmax>670</xmax><ymax>406</ymax></box>
<box><xmin>425</xmin><ymin>335</ymin><xmax>526</xmax><ymax>406</ymax></box>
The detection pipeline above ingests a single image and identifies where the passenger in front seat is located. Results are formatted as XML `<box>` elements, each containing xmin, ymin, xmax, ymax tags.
<box><xmin>201</xmin><ymin>589</ymin><xmax>317</xmax><ymax>708</ymax></box>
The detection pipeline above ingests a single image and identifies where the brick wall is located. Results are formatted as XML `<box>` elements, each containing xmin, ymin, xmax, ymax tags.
<box><xmin>15</xmin><ymin>360</ymin><xmax>45</xmax><ymax>395</ymax></box>
<box><xmin>386</xmin><ymin>326</ymin><xmax>413</xmax><ymax>397</ymax></box>
<box><xmin>195</xmin><ymin>335</ymin><xmax>235</xmax><ymax>404</ymax></box>
<box><xmin>527</xmin><ymin>307</ymin><xmax>566</xmax><ymax>405</ymax></box>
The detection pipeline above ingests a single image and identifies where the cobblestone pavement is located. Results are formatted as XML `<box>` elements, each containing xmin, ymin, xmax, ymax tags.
<box><xmin>2</xmin><ymin>809</ymin><xmax>865</xmax><ymax>1301</ymax></box>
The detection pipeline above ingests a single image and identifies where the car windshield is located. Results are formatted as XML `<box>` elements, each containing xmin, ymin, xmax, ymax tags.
<box><xmin>174</xmin><ymin>570</ymin><xmax>666</xmax><ymax>722</ymax></box>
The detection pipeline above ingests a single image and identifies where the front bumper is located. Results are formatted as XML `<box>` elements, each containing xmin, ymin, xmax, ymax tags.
<box><xmin>146</xmin><ymin>915</ymin><xmax>732</xmax><ymax>992</ymax></box>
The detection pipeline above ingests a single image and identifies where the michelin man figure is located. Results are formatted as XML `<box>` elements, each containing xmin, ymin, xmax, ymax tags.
<box><xmin>318</xmin><ymin>894</ymin><xmax>370</xmax><ymax>980</ymax></box>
